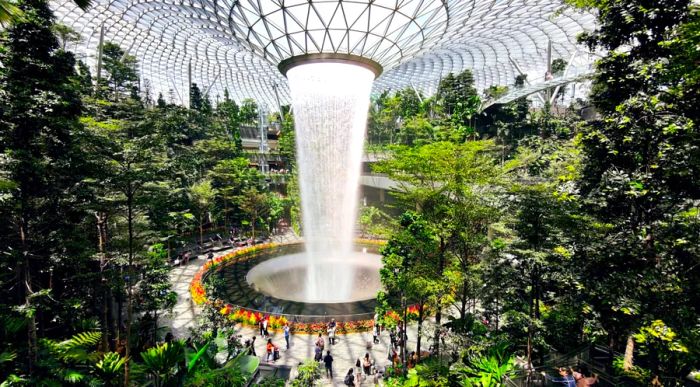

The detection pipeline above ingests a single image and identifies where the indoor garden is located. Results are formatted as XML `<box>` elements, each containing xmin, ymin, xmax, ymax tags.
<box><xmin>0</xmin><ymin>0</ymin><xmax>698</xmax><ymax>386</ymax></box>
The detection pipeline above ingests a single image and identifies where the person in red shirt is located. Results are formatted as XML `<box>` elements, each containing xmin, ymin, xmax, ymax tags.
<box><xmin>266</xmin><ymin>339</ymin><xmax>278</xmax><ymax>362</ymax></box>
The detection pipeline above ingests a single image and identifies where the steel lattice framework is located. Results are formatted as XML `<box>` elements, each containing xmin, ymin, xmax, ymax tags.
<box><xmin>52</xmin><ymin>0</ymin><xmax>598</xmax><ymax>107</ymax></box>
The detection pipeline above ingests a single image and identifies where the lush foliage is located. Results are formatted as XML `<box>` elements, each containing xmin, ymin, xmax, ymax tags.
<box><xmin>377</xmin><ymin>2</ymin><xmax>700</xmax><ymax>385</ymax></box>
<box><xmin>1</xmin><ymin>0</ymin><xmax>699</xmax><ymax>384</ymax></box>
<box><xmin>0</xmin><ymin>0</ymin><xmax>286</xmax><ymax>383</ymax></box>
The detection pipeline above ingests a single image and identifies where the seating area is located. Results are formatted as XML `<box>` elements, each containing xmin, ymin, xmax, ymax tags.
<box><xmin>169</xmin><ymin>230</ymin><xmax>272</xmax><ymax>266</ymax></box>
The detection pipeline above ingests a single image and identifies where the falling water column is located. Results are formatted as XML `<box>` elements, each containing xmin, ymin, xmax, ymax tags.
<box><xmin>285</xmin><ymin>60</ymin><xmax>376</xmax><ymax>302</ymax></box>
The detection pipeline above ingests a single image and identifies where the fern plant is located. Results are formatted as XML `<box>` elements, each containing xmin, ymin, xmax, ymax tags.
<box><xmin>34</xmin><ymin>331</ymin><xmax>102</xmax><ymax>385</ymax></box>
<box><xmin>455</xmin><ymin>342</ymin><xmax>518</xmax><ymax>386</ymax></box>
<box><xmin>93</xmin><ymin>352</ymin><xmax>127</xmax><ymax>386</ymax></box>
<box><xmin>139</xmin><ymin>340</ymin><xmax>186</xmax><ymax>387</ymax></box>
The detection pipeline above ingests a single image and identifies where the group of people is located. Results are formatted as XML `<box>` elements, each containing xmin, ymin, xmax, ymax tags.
<box><xmin>313</xmin><ymin>319</ymin><xmax>338</xmax><ymax>362</ymax></box>
<box><xmin>255</xmin><ymin>318</ymin><xmax>292</xmax><ymax>363</ymax></box>
<box><xmin>387</xmin><ymin>321</ymin><xmax>408</xmax><ymax>367</ymax></box>
<box><xmin>314</xmin><ymin>333</ymin><xmax>326</xmax><ymax>362</ymax></box>
<box><xmin>243</xmin><ymin>334</ymin><xmax>281</xmax><ymax>363</ymax></box>
<box><xmin>310</xmin><ymin>319</ymin><xmax>387</xmax><ymax>386</ymax></box>
<box><xmin>542</xmin><ymin>367</ymin><xmax>599</xmax><ymax>386</ymax></box>
<box><xmin>341</xmin><ymin>352</ymin><xmax>379</xmax><ymax>386</ymax></box>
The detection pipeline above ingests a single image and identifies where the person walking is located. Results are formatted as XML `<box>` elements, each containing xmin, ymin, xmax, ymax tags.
<box><xmin>372</xmin><ymin>322</ymin><xmax>379</xmax><ymax>344</ymax></box>
<box><xmin>344</xmin><ymin>368</ymin><xmax>355</xmax><ymax>386</ymax></box>
<box><xmin>362</xmin><ymin>352</ymin><xmax>372</xmax><ymax>376</ymax></box>
<box><xmin>323</xmin><ymin>350</ymin><xmax>334</xmax><ymax>379</ymax></box>
<box><xmin>283</xmin><ymin>323</ymin><xmax>290</xmax><ymax>349</ymax></box>
<box><xmin>327</xmin><ymin>318</ymin><xmax>337</xmax><ymax>345</ymax></box>
<box><xmin>314</xmin><ymin>344</ymin><xmax>323</xmax><ymax>362</ymax></box>
<box><xmin>266</xmin><ymin>338</ymin><xmax>278</xmax><ymax>362</ymax></box>
<box><xmin>259</xmin><ymin>319</ymin><xmax>265</xmax><ymax>337</ymax></box>
<box><xmin>247</xmin><ymin>336</ymin><xmax>257</xmax><ymax>356</ymax></box>
<box><xmin>315</xmin><ymin>333</ymin><xmax>325</xmax><ymax>351</ymax></box>
<box><xmin>262</xmin><ymin>317</ymin><xmax>269</xmax><ymax>337</ymax></box>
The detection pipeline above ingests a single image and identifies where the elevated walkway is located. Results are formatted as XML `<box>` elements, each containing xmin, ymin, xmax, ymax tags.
<box><xmin>359</xmin><ymin>174</ymin><xmax>399</xmax><ymax>191</ymax></box>
<box><xmin>480</xmin><ymin>72</ymin><xmax>594</xmax><ymax>111</ymax></box>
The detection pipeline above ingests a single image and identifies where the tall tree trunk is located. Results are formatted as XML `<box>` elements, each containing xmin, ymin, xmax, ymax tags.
<box><xmin>432</xmin><ymin>239</ymin><xmax>447</xmax><ymax>358</ymax></box>
<box><xmin>433</xmin><ymin>303</ymin><xmax>442</xmax><ymax>359</ymax></box>
<box><xmin>199</xmin><ymin>213</ymin><xmax>204</xmax><ymax>245</ymax></box>
<box><xmin>495</xmin><ymin>296</ymin><xmax>500</xmax><ymax>331</ymax></box>
<box><xmin>19</xmin><ymin>215</ymin><xmax>38</xmax><ymax>372</ymax></box>
<box><xmin>534</xmin><ymin>274</ymin><xmax>540</xmax><ymax>319</ymax></box>
<box><xmin>417</xmin><ymin>305</ymin><xmax>424</xmax><ymax>361</ymax></box>
<box><xmin>224</xmin><ymin>200</ymin><xmax>228</xmax><ymax>230</ymax></box>
<box><xmin>109</xmin><ymin>287</ymin><xmax>118</xmax><ymax>350</ymax></box>
<box><xmin>124</xmin><ymin>190</ymin><xmax>134</xmax><ymax>387</ymax></box>
<box><xmin>527</xmin><ymin>274</ymin><xmax>534</xmax><ymax>369</ymax></box>
<box><xmin>623</xmin><ymin>335</ymin><xmax>634</xmax><ymax>371</ymax></box>
<box><xmin>96</xmin><ymin>212</ymin><xmax>110</xmax><ymax>350</ymax></box>
<box><xmin>153</xmin><ymin>311</ymin><xmax>158</xmax><ymax>345</ymax></box>
<box><xmin>459</xmin><ymin>279</ymin><xmax>468</xmax><ymax>320</ymax></box>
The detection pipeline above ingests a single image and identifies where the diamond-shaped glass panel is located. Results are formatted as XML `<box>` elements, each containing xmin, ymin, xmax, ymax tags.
<box><xmin>51</xmin><ymin>0</ymin><xmax>597</xmax><ymax>108</ymax></box>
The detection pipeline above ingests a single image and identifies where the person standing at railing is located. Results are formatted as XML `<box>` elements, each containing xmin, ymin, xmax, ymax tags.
<box><xmin>283</xmin><ymin>322</ymin><xmax>290</xmax><ymax>349</ymax></box>
<box><xmin>571</xmin><ymin>367</ymin><xmax>599</xmax><ymax>387</ymax></box>
<box><xmin>541</xmin><ymin>368</ymin><xmax>576</xmax><ymax>387</ymax></box>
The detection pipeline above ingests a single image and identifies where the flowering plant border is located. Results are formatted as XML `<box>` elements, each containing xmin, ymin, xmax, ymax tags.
<box><xmin>189</xmin><ymin>240</ymin><xmax>397</xmax><ymax>334</ymax></box>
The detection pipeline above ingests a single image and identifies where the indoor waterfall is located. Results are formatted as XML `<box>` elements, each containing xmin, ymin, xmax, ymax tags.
<box><xmin>286</xmin><ymin>61</ymin><xmax>375</xmax><ymax>302</ymax></box>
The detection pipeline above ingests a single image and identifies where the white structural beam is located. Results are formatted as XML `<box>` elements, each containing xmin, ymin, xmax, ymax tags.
<box><xmin>51</xmin><ymin>0</ymin><xmax>598</xmax><ymax>108</ymax></box>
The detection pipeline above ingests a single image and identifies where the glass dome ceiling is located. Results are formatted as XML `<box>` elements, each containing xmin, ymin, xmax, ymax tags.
<box><xmin>52</xmin><ymin>0</ymin><xmax>598</xmax><ymax>107</ymax></box>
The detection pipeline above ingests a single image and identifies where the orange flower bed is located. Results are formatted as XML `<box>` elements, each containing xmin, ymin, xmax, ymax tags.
<box><xmin>189</xmin><ymin>242</ymin><xmax>282</xmax><ymax>306</ymax></box>
<box><xmin>188</xmin><ymin>240</ymin><xmax>392</xmax><ymax>334</ymax></box>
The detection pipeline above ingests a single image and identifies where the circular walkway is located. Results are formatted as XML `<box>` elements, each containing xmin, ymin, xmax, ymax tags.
<box><xmin>164</xmin><ymin>232</ymin><xmax>421</xmax><ymax>386</ymax></box>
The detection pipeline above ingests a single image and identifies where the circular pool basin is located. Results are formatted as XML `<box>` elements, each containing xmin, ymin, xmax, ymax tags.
<box><xmin>207</xmin><ymin>244</ymin><xmax>383</xmax><ymax>321</ymax></box>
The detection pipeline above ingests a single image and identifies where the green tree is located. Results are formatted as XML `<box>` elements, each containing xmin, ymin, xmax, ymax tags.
<box><xmin>239</xmin><ymin>98</ymin><xmax>258</xmax><ymax>124</ymax></box>
<box><xmin>380</xmin><ymin>212</ymin><xmax>459</xmax><ymax>366</ymax></box>
<box><xmin>0</xmin><ymin>0</ymin><xmax>89</xmax><ymax>373</ymax></box>
<box><xmin>76</xmin><ymin>59</ymin><xmax>94</xmax><ymax>96</ymax></box>
<box><xmin>135</xmin><ymin>244</ymin><xmax>177</xmax><ymax>345</ymax></box>
<box><xmin>367</xmin><ymin>91</ymin><xmax>400</xmax><ymax>145</ymax></box>
<box><xmin>238</xmin><ymin>187</ymin><xmax>271</xmax><ymax>240</ymax></box>
<box><xmin>208</xmin><ymin>157</ymin><xmax>263</xmax><ymax>227</ymax></box>
<box><xmin>156</xmin><ymin>92</ymin><xmax>166</xmax><ymax>108</ymax></box>
<box><xmin>397</xmin><ymin>87</ymin><xmax>423</xmax><ymax>119</ymax></box>
<box><xmin>82</xmin><ymin>108</ymin><xmax>166</xmax><ymax>385</ymax></box>
<box><xmin>52</xmin><ymin>23</ymin><xmax>80</xmax><ymax>50</ymax></box>
<box><xmin>436</xmin><ymin>70</ymin><xmax>478</xmax><ymax>117</ymax></box>
<box><xmin>567</xmin><ymin>1</ymin><xmax>700</xmax><ymax>376</ymax></box>
<box><xmin>290</xmin><ymin>359</ymin><xmax>322</xmax><ymax>387</ymax></box>
<box><xmin>0</xmin><ymin>0</ymin><xmax>89</xmax><ymax>26</ymax></box>
<box><xmin>396</xmin><ymin>115</ymin><xmax>433</xmax><ymax>146</ymax></box>
<box><xmin>189</xmin><ymin>83</ymin><xmax>212</xmax><ymax>115</ymax></box>
<box><xmin>100</xmin><ymin>42</ymin><xmax>138</xmax><ymax>101</ymax></box>
<box><xmin>217</xmin><ymin>89</ymin><xmax>242</xmax><ymax>153</ymax></box>
<box><xmin>375</xmin><ymin>141</ymin><xmax>500</xmax><ymax>356</ymax></box>
<box><xmin>188</xmin><ymin>179</ymin><xmax>217</xmax><ymax>245</ymax></box>
<box><xmin>277</xmin><ymin>107</ymin><xmax>296</xmax><ymax>165</ymax></box>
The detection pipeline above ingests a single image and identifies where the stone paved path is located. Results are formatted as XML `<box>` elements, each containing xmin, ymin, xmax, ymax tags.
<box><xmin>163</xmin><ymin>232</ymin><xmax>422</xmax><ymax>386</ymax></box>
